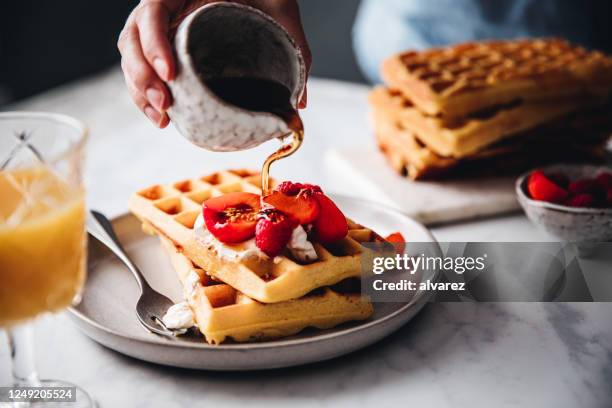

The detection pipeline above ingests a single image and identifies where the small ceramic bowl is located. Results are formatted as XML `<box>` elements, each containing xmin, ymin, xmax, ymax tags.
<box><xmin>516</xmin><ymin>164</ymin><xmax>612</xmax><ymax>242</ymax></box>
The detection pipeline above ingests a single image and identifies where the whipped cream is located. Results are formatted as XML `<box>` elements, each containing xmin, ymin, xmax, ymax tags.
<box><xmin>183</xmin><ymin>271</ymin><xmax>201</xmax><ymax>300</ymax></box>
<box><xmin>193</xmin><ymin>213</ymin><xmax>268</xmax><ymax>262</ymax></box>
<box><xmin>161</xmin><ymin>302</ymin><xmax>194</xmax><ymax>332</ymax></box>
<box><xmin>287</xmin><ymin>225</ymin><xmax>318</xmax><ymax>263</ymax></box>
<box><xmin>161</xmin><ymin>272</ymin><xmax>201</xmax><ymax>336</ymax></box>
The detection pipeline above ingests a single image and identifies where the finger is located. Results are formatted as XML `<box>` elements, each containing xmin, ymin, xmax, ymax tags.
<box><xmin>135</xmin><ymin>1</ymin><xmax>175</xmax><ymax>81</ymax></box>
<box><xmin>118</xmin><ymin>27</ymin><xmax>172</xmax><ymax>112</ymax></box>
<box><xmin>126</xmin><ymin>80</ymin><xmax>170</xmax><ymax>128</ymax></box>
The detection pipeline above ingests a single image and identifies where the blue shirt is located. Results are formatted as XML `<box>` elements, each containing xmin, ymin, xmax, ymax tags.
<box><xmin>353</xmin><ymin>0</ymin><xmax>611</xmax><ymax>83</ymax></box>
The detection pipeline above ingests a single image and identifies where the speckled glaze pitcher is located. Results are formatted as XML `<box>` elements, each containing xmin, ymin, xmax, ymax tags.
<box><xmin>167</xmin><ymin>2</ymin><xmax>306</xmax><ymax>152</ymax></box>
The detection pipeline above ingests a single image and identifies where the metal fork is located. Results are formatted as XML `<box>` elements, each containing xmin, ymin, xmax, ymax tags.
<box><xmin>87</xmin><ymin>210</ymin><xmax>185</xmax><ymax>337</ymax></box>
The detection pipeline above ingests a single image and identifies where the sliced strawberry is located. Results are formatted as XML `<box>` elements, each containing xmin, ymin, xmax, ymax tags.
<box><xmin>385</xmin><ymin>232</ymin><xmax>406</xmax><ymax>254</ymax></box>
<box><xmin>203</xmin><ymin>192</ymin><xmax>261</xmax><ymax>244</ymax></box>
<box><xmin>255</xmin><ymin>209</ymin><xmax>297</xmax><ymax>257</ymax></box>
<box><xmin>565</xmin><ymin>193</ymin><xmax>595</xmax><ymax>208</ymax></box>
<box><xmin>527</xmin><ymin>170</ymin><xmax>568</xmax><ymax>203</ymax></box>
<box><xmin>595</xmin><ymin>172</ymin><xmax>612</xmax><ymax>190</ymax></box>
<box><xmin>263</xmin><ymin>185</ymin><xmax>320</xmax><ymax>224</ymax></box>
<box><xmin>205</xmin><ymin>191</ymin><xmax>261</xmax><ymax>212</ymax></box>
<box><xmin>311</xmin><ymin>194</ymin><xmax>348</xmax><ymax>243</ymax></box>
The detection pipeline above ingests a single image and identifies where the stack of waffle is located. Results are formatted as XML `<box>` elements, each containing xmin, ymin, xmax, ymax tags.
<box><xmin>371</xmin><ymin>38</ymin><xmax>612</xmax><ymax>180</ymax></box>
<box><xmin>129</xmin><ymin>170</ymin><xmax>382</xmax><ymax>344</ymax></box>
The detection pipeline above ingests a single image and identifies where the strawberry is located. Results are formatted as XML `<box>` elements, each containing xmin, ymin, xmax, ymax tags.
<box><xmin>595</xmin><ymin>172</ymin><xmax>612</xmax><ymax>190</ymax></box>
<box><xmin>311</xmin><ymin>193</ymin><xmax>349</xmax><ymax>243</ymax></box>
<box><xmin>385</xmin><ymin>232</ymin><xmax>406</xmax><ymax>254</ymax></box>
<box><xmin>275</xmin><ymin>181</ymin><xmax>304</xmax><ymax>195</ymax></box>
<box><xmin>568</xmin><ymin>178</ymin><xmax>599</xmax><ymax>195</ymax></box>
<box><xmin>276</xmin><ymin>181</ymin><xmax>322</xmax><ymax>195</ymax></box>
<box><xmin>268</xmin><ymin>181</ymin><xmax>347</xmax><ymax>244</ymax></box>
<box><xmin>301</xmin><ymin>183</ymin><xmax>323</xmax><ymax>194</ymax></box>
<box><xmin>203</xmin><ymin>192</ymin><xmax>261</xmax><ymax>243</ymax></box>
<box><xmin>263</xmin><ymin>182</ymin><xmax>320</xmax><ymax>224</ymax></box>
<box><xmin>527</xmin><ymin>170</ymin><xmax>568</xmax><ymax>203</ymax></box>
<box><xmin>565</xmin><ymin>193</ymin><xmax>595</xmax><ymax>208</ymax></box>
<box><xmin>255</xmin><ymin>209</ymin><xmax>297</xmax><ymax>257</ymax></box>
<box><xmin>547</xmin><ymin>173</ymin><xmax>569</xmax><ymax>189</ymax></box>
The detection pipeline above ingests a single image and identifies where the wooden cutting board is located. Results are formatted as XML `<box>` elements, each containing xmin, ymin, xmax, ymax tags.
<box><xmin>325</xmin><ymin>147</ymin><xmax>521</xmax><ymax>225</ymax></box>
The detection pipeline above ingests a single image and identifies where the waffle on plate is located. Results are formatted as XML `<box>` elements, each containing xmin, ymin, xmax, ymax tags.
<box><xmin>157</xmin><ymin>234</ymin><xmax>373</xmax><ymax>344</ymax></box>
<box><xmin>129</xmin><ymin>170</ymin><xmax>384</xmax><ymax>303</ymax></box>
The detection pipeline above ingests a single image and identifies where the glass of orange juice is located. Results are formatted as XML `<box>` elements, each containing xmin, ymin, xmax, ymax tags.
<box><xmin>0</xmin><ymin>112</ymin><xmax>93</xmax><ymax>407</ymax></box>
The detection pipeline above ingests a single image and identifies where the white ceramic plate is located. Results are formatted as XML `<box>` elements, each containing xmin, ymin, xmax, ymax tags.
<box><xmin>69</xmin><ymin>195</ymin><xmax>440</xmax><ymax>370</ymax></box>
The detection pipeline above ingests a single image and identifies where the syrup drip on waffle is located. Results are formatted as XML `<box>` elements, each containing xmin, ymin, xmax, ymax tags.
<box><xmin>261</xmin><ymin>118</ymin><xmax>303</xmax><ymax>195</ymax></box>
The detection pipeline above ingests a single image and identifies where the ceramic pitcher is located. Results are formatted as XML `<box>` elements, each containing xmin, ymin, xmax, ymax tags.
<box><xmin>167</xmin><ymin>2</ymin><xmax>306</xmax><ymax>152</ymax></box>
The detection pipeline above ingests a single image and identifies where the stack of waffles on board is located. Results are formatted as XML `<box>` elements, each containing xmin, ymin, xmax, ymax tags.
<box><xmin>371</xmin><ymin>38</ymin><xmax>612</xmax><ymax>180</ymax></box>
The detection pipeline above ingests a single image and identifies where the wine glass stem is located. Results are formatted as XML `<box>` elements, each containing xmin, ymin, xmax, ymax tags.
<box><xmin>7</xmin><ymin>325</ymin><xmax>40</xmax><ymax>386</ymax></box>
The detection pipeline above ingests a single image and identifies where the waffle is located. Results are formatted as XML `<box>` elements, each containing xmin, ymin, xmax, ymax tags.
<box><xmin>369</xmin><ymin>86</ymin><xmax>591</xmax><ymax>158</ymax></box>
<box><xmin>381</xmin><ymin>38</ymin><xmax>612</xmax><ymax>118</ymax></box>
<box><xmin>373</xmin><ymin>110</ymin><xmax>457</xmax><ymax>179</ymax></box>
<box><xmin>129</xmin><ymin>170</ymin><xmax>385</xmax><ymax>303</ymax></box>
<box><xmin>373</xmin><ymin>105</ymin><xmax>609</xmax><ymax>180</ymax></box>
<box><xmin>157</xmin><ymin>235</ymin><xmax>372</xmax><ymax>344</ymax></box>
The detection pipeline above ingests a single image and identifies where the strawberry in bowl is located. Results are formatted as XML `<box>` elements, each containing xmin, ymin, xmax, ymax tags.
<box><xmin>516</xmin><ymin>164</ymin><xmax>612</xmax><ymax>242</ymax></box>
<box><xmin>526</xmin><ymin>168</ymin><xmax>612</xmax><ymax>208</ymax></box>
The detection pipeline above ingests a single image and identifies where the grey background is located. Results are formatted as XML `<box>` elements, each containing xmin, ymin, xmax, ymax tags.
<box><xmin>299</xmin><ymin>0</ymin><xmax>366</xmax><ymax>83</ymax></box>
<box><xmin>0</xmin><ymin>0</ymin><xmax>365</xmax><ymax>106</ymax></box>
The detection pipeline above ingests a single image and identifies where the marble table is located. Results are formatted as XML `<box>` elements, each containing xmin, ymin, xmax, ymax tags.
<box><xmin>1</xmin><ymin>69</ymin><xmax>611</xmax><ymax>408</ymax></box>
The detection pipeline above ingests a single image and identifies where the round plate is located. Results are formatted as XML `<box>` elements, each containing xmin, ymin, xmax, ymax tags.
<box><xmin>69</xmin><ymin>195</ymin><xmax>440</xmax><ymax>370</ymax></box>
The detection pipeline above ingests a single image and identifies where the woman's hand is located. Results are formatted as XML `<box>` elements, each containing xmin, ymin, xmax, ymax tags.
<box><xmin>118</xmin><ymin>0</ymin><xmax>311</xmax><ymax>128</ymax></box>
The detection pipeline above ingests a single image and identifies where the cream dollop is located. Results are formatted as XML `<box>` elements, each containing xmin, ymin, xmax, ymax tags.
<box><xmin>161</xmin><ymin>302</ymin><xmax>194</xmax><ymax>332</ymax></box>
<box><xmin>183</xmin><ymin>271</ymin><xmax>201</xmax><ymax>300</ymax></box>
<box><xmin>287</xmin><ymin>225</ymin><xmax>318</xmax><ymax>263</ymax></box>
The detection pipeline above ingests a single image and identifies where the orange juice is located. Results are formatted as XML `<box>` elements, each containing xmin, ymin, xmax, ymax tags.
<box><xmin>0</xmin><ymin>166</ymin><xmax>86</xmax><ymax>327</ymax></box>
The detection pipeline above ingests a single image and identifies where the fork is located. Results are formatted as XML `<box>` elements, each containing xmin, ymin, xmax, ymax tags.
<box><xmin>86</xmin><ymin>210</ymin><xmax>185</xmax><ymax>337</ymax></box>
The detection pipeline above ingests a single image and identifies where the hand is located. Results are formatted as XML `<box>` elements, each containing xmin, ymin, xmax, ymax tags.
<box><xmin>118</xmin><ymin>0</ymin><xmax>312</xmax><ymax>128</ymax></box>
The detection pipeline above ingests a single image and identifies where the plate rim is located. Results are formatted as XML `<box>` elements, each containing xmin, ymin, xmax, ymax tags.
<box><xmin>69</xmin><ymin>194</ymin><xmax>440</xmax><ymax>350</ymax></box>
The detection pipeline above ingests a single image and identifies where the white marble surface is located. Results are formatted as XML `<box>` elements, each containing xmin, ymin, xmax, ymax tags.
<box><xmin>327</xmin><ymin>148</ymin><xmax>520</xmax><ymax>225</ymax></box>
<box><xmin>1</xmin><ymin>68</ymin><xmax>611</xmax><ymax>407</ymax></box>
